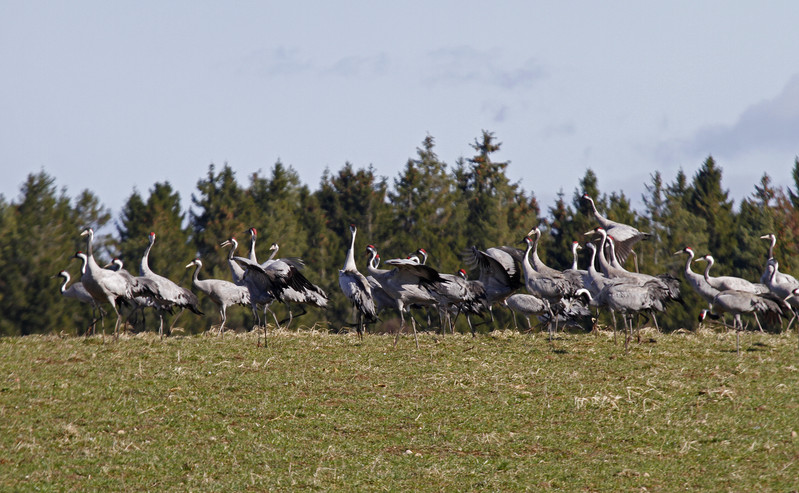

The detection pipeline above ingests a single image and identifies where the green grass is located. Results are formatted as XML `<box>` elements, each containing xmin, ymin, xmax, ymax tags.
<box><xmin>2</xmin><ymin>326</ymin><xmax>799</xmax><ymax>491</ymax></box>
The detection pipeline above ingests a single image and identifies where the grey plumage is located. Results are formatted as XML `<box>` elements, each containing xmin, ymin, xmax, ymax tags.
<box><xmin>700</xmin><ymin>289</ymin><xmax>789</xmax><ymax>354</ymax></box>
<box><xmin>220</xmin><ymin>236</ymin><xmax>279</xmax><ymax>346</ymax></box>
<box><xmin>582</xmin><ymin>194</ymin><xmax>650</xmax><ymax>264</ymax></box>
<box><xmin>186</xmin><ymin>258</ymin><xmax>250</xmax><ymax>336</ymax></box>
<box><xmin>365</xmin><ymin>244</ymin><xmax>446</xmax><ymax>348</ymax></box>
<box><xmin>339</xmin><ymin>224</ymin><xmax>377</xmax><ymax>340</ymax></box>
<box><xmin>674</xmin><ymin>247</ymin><xmax>719</xmax><ymax>305</ymax></box>
<box><xmin>75</xmin><ymin>228</ymin><xmax>157</xmax><ymax>339</ymax></box>
<box><xmin>140</xmin><ymin>231</ymin><xmax>203</xmax><ymax>338</ymax></box>
<box><xmin>694</xmin><ymin>254</ymin><xmax>769</xmax><ymax>294</ymax></box>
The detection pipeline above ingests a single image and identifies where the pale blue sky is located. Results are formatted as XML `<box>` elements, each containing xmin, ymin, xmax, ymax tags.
<box><xmin>2</xmin><ymin>1</ymin><xmax>798</xmax><ymax>217</ymax></box>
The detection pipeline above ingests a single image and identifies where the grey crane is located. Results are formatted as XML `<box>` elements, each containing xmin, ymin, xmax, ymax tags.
<box><xmin>365</xmin><ymin>244</ymin><xmax>446</xmax><ymax>348</ymax></box>
<box><xmin>760</xmin><ymin>233</ymin><xmax>778</xmax><ymax>284</ymax></box>
<box><xmin>674</xmin><ymin>247</ymin><xmax>719</xmax><ymax>306</ymax></box>
<box><xmin>55</xmin><ymin>270</ymin><xmax>103</xmax><ymax>335</ymax></box>
<box><xmin>462</xmin><ymin>245</ymin><xmax>524</xmax><ymax>325</ymax></box>
<box><xmin>699</xmin><ymin>290</ymin><xmax>789</xmax><ymax>355</ymax></box>
<box><xmin>104</xmin><ymin>258</ymin><xmax>164</xmax><ymax>331</ymax></box>
<box><xmin>185</xmin><ymin>258</ymin><xmax>251</xmax><ymax>336</ymax></box>
<box><xmin>504</xmin><ymin>293</ymin><xmax>550</xmax><ymax>331</ymax></box>
<box><xmin>233</xmin><ymin>249</ymin><xmax>329</xmax><ymax>335</ymax></box>
<box><xmin>431</xmin><ymin>268</ymin><xmax>487</xmax><ymax>335</ymax></box>
<box><xmin>524</xmin><ymin>227</ymin><xmax>563</xmax><ymax>278</ymax></box>
<box><xmin>220</xmin><ymin>236</ymin><xmax>280</xmax><ymax>338</ymax></box>
<box><xmin>75</xmin><ymin>228</ymin><xmax>157</xmax><ymax>339</ymax></box>
<box><xmin>338</xmin><ymin>224</ymin><xmax>377</xmax><ymax>340</ymax></box>
<box><xmin>520</xmin><ymin>235</ymin><xmax>575</xmax><ymax>340</ymax></box>
<box><xmin>582</xmin><ymin>193</ymin><xmax>650</xmax><ymax>264</ymax></box>
<box><xmin>366</xmin><ymin>253</ymin><xmax>399</xmax><ymax>314</ymax></box>
<box><xmin>575</xmin><ymin>277</ymin><xmax>663</xmax><ymax>352</ymax></box>
<box><xmin>245</xmin><ymin>227</ymin><xmax>305</xmax><ymax>270</ymax></box>
<box><xmin>694</xmin><ymin>254</ymin><xmax>769</xmax><ymax>294</ymax></box>
<box><xmin>140</xmin><ymin>232</ymin><xmax>203</xmax><ymax>339</ymax></box>
<box><xmin>219</xmin><ymin>237</ymin><xmax>247</xmax><ymax>285</ymax></box>
<box><xmin>562</xmin><ymin>240</ymin><xmax>589</xmax><ymax>291</ymax></box>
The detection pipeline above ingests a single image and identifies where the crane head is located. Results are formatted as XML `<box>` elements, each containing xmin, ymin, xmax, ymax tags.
<box><xmin>457</xmin><ymin>268</ymin><xmax>467</xmax><ymax>279</ymax></box>
<box><xmin>673</xmin><ymin>247</ymin><xmax>693</xmax><ymax>256</ymax></box>
<box><xmin>149</xmin><ymin>232</ymin><xmax>156</xmax><ymax>242</ymax></box>
<box><xmin>185</xmin><ymin>258</ymin><xmax>202</xmax><ymax>269</ymax></box>
<box><xmin>247</xmin><ymin>227</ymin><xmax>257</xmax><ymax>238</ymax></box>
<box><xmin>349</xmin><ymin>224</ymin><xmax>356</xmax><ymax>233</ymax></box>
<box><xmin>80</xmin><ymin>227</ymin><xmax>93</xmax><ymax>237</ymax></box>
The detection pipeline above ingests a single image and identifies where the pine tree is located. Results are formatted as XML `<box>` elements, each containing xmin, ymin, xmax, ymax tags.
<box><xmin>388</xmin><ymin>135</ymin><xmax>458</xmax><ymax>268</ymax></box>
<box><xmin>688</xmin><ymin>156</ymin><xmax>736</xmax><ymax>271</ymax></box>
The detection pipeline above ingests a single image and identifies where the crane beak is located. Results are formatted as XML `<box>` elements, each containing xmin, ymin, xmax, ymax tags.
<box><xmin>220</xmin><ymin>240</ymin><xmax>231</xmax><ymax>247</ymax></box>
<box><xmin>759</xmin><ymin>234</ymin><xmax>772</xmax><ymax>240</ymax></box>
<box><xmin>185</xmin><ymin>262</ymin><xmax>194</xmax><ymax>269</ymax></box>
<box><xmin>672</xmin><ymin>250</ymin><xmax>683</xmax><ymax>256</ymax></box>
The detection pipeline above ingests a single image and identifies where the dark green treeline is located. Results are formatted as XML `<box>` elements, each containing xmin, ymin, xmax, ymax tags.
<box><xmin>2</xmin><ymin>131</ymin><xmax>799</xmax><ymax>336</ymax></box>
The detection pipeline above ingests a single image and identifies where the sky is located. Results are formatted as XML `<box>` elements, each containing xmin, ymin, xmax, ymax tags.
<box><xmin>2</xmin><ymin>1</ymin><xmax>799</xmax><ymax>220</ymax></box>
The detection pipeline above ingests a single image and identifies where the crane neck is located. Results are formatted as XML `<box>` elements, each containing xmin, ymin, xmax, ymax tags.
<box><xmin>344</xmin><ymin>228</ymin><xmax>357</xmax><ymax>271</ymax></box>
<box><xmin>571</xmin><ymin>244</ymin><xmax>579</xmax><ymax>270</ymax></box>
<box><xmin>586</xmin><ymin>244</ymin><xmax>598</xmax><ymax>276</ymax></box>
<box><xmin>682</xmin><ymin>250</ymin><xmax>696</xmax><ymax>275</ymax></box>
<box><xmin>59</xmin><ymin>273</ymin><xmax>69</xmax><ymax>293</ymax></box>
<box><xmin>596</xmin><ymin>231</ymin><xmax>612</xmax><ymax>276</ymax></box>
<box><xmin>190</xmin><ymin>262</ymin><xmax>201</xmax><ymax>285</ymax></box>
<box><xmin>248</xmin><ymin>235</ymin><xmax>257</xmax><ymax>263</ymax></box>
<box><xmin>522</xmin><ymin>238</ymin><xmax>535</xmax><ymax>283</ymax></box>
<box><xmin>141</xmin><ymin>236</ymin><xmax>154</xmax><ymax>276</ymax></box>
<box><xmin>701</xmin><ymin>259</ymin><xmax>713</xmax><ymax>282</ymax></box>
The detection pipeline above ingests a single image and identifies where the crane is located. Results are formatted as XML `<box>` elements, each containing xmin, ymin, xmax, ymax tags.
<box><xmin>104</xmin><ymin>258</ymin><xmax>163</xmax><ymax>331</ymax></box>
<box><xmin>694</xmin><ymin>254</ymin><xmax>769</xmax><ymax>294</ymax></box>
<box><xmin>365</xmin><ymin>244</ymin><xmax>446</xmax><ymax>348</ymax></box>
<box><xmin>74</xmin><ymin>228</ymin><xmax>157</xmax><ymax>339</ymax></box>
<box><xmin>220</xmin><ymin>236</ymin><xmax>280</xmax><ymax>339</ymax></box>
<box><xmin>54</xmin><ymin>270</ymin><xmax>103</xmax><ymax>335</ymax></box>
<box><xmin>462</xmin><ymin>245</ymin><xmax>524</xmax><ymax>325</ymax></box>
<box><xmin>140</xmin><ymin>232</ymin><xmax>203</xmax><ymax>339</ymax></box>
<box><xmin>699</xmin><ymin>289</ymin><xmax>788</xmax><ymax>355</ymax></box>
<box><xmin>582</xmin><ymin>193</ymin><xmax>650</xmax><ymax>265</ymax></box>
<box><xmin>520</xmin><ymin>235</ymin><xmax>575</xmax><ymax>341</ymax></box>
<box><xmin>185</xmin><ymin>258</ymin><xmax>250</xmax><ymax>336</ymax></box>
<box><xmin>673</xmin><ymin>247</ymin><xmax>719</xmax><ymax>307</ymax></box>
<box><xmin>338</xmin><ymin>224</ymin><xmax>377</xmax><ymax>340</ymax></box>
<box><xmin>504</xmin><ymin>293</ymin><xmax>550</xmax><ymax>331</ymax></box>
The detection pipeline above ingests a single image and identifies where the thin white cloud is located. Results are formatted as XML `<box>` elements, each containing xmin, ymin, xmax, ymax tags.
<box><xmin>423</xmin><ymin>46</ymin><xmax>546</xmax><ymax>90</ymax></box>
<box><xmin>658</xmin><ymin>74</ymin><xmax>799</xmax><ymax>161</ymax></box>
<box><xmin>322</xmin><ymin>53</ymin><xmax>390</xmax><ymax>77</ymax></box>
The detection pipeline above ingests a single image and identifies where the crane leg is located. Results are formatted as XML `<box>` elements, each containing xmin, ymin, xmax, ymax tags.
<box><xmin>411</xmin><ymin>315</ymin><xmax>419</xmax><ymax>349</ymax></box>
<box><xmin>218</xmin><ymin>307</ymin><xmax>227</xmax><ymax>337</ymax></box>
<box><xmin>168</xmin><ymin>308</ymin><xmax>186</xmax><ymax>336</ymax></box>
<box><xmin>394</xmin><ymin>311</ymin><xmax>405</xmax><ymax>348</ymax></box>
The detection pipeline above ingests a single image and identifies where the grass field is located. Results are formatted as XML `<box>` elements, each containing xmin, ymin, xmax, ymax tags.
<box><xmin>2</xmin><ymin>326</ymin><xmax>799</xmax><ymax>491</ymax></box>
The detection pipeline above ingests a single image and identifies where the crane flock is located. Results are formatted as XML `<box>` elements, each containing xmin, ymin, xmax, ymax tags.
<box><xmin>56</xmin><ymin>194</ymin><xmax>799</xmax><ymax>354</ymax></box>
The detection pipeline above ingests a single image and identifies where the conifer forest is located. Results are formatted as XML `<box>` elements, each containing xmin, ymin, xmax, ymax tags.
<box><xmin>3</xmin><ymin>131</ymin><xmax>799</xmax><ymax>338</ymax></box>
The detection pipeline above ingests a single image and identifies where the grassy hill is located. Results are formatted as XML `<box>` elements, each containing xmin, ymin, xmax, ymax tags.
<box><xmin>1</xmin><ymin>327</ymin><xmax>798</xmax><ymax>491</ymax></box>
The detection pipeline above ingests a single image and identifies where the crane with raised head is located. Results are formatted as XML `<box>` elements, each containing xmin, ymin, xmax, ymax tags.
<box><xmin>75</xmin><ymin>228</ymin><xmax>158</xmax><ymax>339</ymax></box>
<box><xmin>220</xmin><ymin>236</ymin><xmax>280</xmax><ymax>338</ymax></box>
<box><xmin>582</xmin><ymin>193</ymin><xmax>650</xmax><ymax>265</ymax></box>
<box><xmin>338</xmin><ymin>224</ymin><xmax>377</xmax><ymax>340</ymax></box>
<box><xmin>140</xmin><ymin>231</ymin><xmax>203</xmax><ymax>339</ymax></box>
